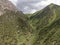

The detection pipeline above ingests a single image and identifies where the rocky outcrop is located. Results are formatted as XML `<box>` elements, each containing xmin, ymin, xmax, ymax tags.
<box><xmin>0</xmin><ymin>0</ymin><xmax>17</xmax><ymax>15</ymax></box>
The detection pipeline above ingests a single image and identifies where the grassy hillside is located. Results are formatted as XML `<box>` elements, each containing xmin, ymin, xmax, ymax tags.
<box><xmin>33</xmin><ymin>17</ymin><xmax>60</xmax><ymax>45</ymax></box>
<box><xmin>0</xmin><ymin>3</ymin><xmax>60</xmax><ymax>45</ymax></box>
<box><xmin>28</xmin><ymin>3</ymin><xmax>60</xmax><ymax>45</ymax></box>
<box><xmin>0</xmin><ymin>10</ymin><xmax>34</xmax><ymax>45</ymax></box>
<box><xmin>30</xmin><ymin>3</ymin><xmax>60</xmax><ymax>30</ymax></box>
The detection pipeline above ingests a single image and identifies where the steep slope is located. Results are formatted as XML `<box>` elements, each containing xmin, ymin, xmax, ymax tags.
<box><xmin>28</xmin><ymin>3</ymin><xmax>60</xmax><ymax>45</ymax></box>
<box><xmin>33</xmin><ymin>17</ymin><xmax>60</xmax><ymax>45</ymax></box>
<box><xmin>0</xmin><ymin>10</ymin><xmax>33</xmax><ymax>45</ymax></box>
<box><xmin>30</xmin><ymin>3</ymin><xmax>60</xmax><ymax>30</ymax></box>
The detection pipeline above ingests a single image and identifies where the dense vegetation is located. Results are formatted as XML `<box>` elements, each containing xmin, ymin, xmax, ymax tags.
<box><xmin>0</xmin><ymin>10</ymin><xmax>33</xmax><ymax>45</ymax></box>
<box><xmin>0</xmin><ymin>3</ymin><xmax>60</xmax><ymax>45</ymax></box>
<box><xmin>26</xmin><ymin>3</ymin><xmax>60</xmax><ymax>45</ymax></box>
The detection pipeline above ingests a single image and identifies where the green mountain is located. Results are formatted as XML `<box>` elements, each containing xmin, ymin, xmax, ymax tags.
<box><xmin>30</xmin><ymin>3</ymin><xmax>60</xmax><ymax>30</ymax></box>
<box><xmin>0</xmin><ymin>3</ymin><xmax>60</xmax><ymax>45</ymax></box>
<box><xmin>29</xmin><ymin>3</ymin><xmax>60</xmax><ymax>45</ymax></box>
<box><xmin>0</xmin><ymin>10</ymin><xmax>34</xmax><ymax>45</ymax></box>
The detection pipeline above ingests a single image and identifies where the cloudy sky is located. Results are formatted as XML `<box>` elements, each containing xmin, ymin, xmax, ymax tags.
<box><xmin>9</xmin><ymin>0</ymin><xmax>60</xmax><ymax>14</ymax></box>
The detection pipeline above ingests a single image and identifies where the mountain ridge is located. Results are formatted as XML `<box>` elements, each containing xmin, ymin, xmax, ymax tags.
<box><xmin>0</xmin><ymin>2</ymin><xmax>60</xmax><ymax>45</ymax></box>
<box><xmin>28</xmin><ymin>3</ymin><xmax>60</xmax><ymax>45</ymax></box>
<box><xmin>29</xmin><ymin>3</ymin><xmax>60</xmax><ymax>29</ymax></box>
<box><xmin>0</xmin><ymin>0</ymin><xmax>17</xmax><ymax>15</ymax></box>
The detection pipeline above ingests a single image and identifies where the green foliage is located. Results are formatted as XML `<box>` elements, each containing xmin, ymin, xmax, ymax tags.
<box><xmin>28</xmin><ymin>3</ymin><xmax>60</xmax><ymax>45</ymax></box>
<box><xmin>0</xmin><ymin>10</ymin><xmax>33</xmax><ymax>45</ymax></box>
<box><xmin>1</xmin><ymin>3</ymin><xmax>60</xmax><ymax>45</ymax></box>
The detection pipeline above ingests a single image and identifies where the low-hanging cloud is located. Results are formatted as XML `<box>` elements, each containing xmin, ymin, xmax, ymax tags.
<box><xmin>10</xmin><ymin>0</ymin><xmax>60</xmax><ymax>13</ymax></box>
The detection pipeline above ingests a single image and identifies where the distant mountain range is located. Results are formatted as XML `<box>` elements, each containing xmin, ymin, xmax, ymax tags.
<box><xmin>0</xmin><ymin>0</ymin><xmax>60</xmax><ymax>45</ymax></box>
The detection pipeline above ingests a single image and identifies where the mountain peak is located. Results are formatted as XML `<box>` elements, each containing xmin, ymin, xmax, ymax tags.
<box><xmin>49</xmin><ymin>3</ymin><xmax>56</xmax><ymax>6</ymax></box>
<box><xmin>0</xmin><ymin>0</ymin><xmax>17</xmax><ymax>15</ymax></box>
<box><xmin>48</xmin><ymin>3</ymin><xmax>60</xmax><ymax>8</ymax></box>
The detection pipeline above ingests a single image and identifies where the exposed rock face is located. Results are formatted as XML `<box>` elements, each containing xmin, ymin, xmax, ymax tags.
<box><xmin>0</xmin><ymin>0</ymin><xmax>17</xmax><ymax>15</ymax></box>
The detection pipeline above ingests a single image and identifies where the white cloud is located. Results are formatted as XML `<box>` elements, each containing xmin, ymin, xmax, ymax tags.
<box><xmin>24</xmin><ymin>6</ymin><xmax>29</xmax><ymax>10</ymax></box>
<box><xmin>30</xmin><ymin>9</ymin><xmax>37</xmax><ymax>13</ymax></box>
<box><xmin>53</xmin><ymin>0</ymin><xmax>60</xmax><ymax>5</ymax></box>
<box><xmin>9</xmin><ymin>0</ymin><xmax>60</xmax><ymax>13</ymax></box>
<box><xmin>9</xmin><ymin>0</ymin><xmax>17</xmax><ymax>5</ymax></box>
<box><xmin>25</xmin><ymin>9</ymin><xmax>37</xmax><ymax>14</ymax></box>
